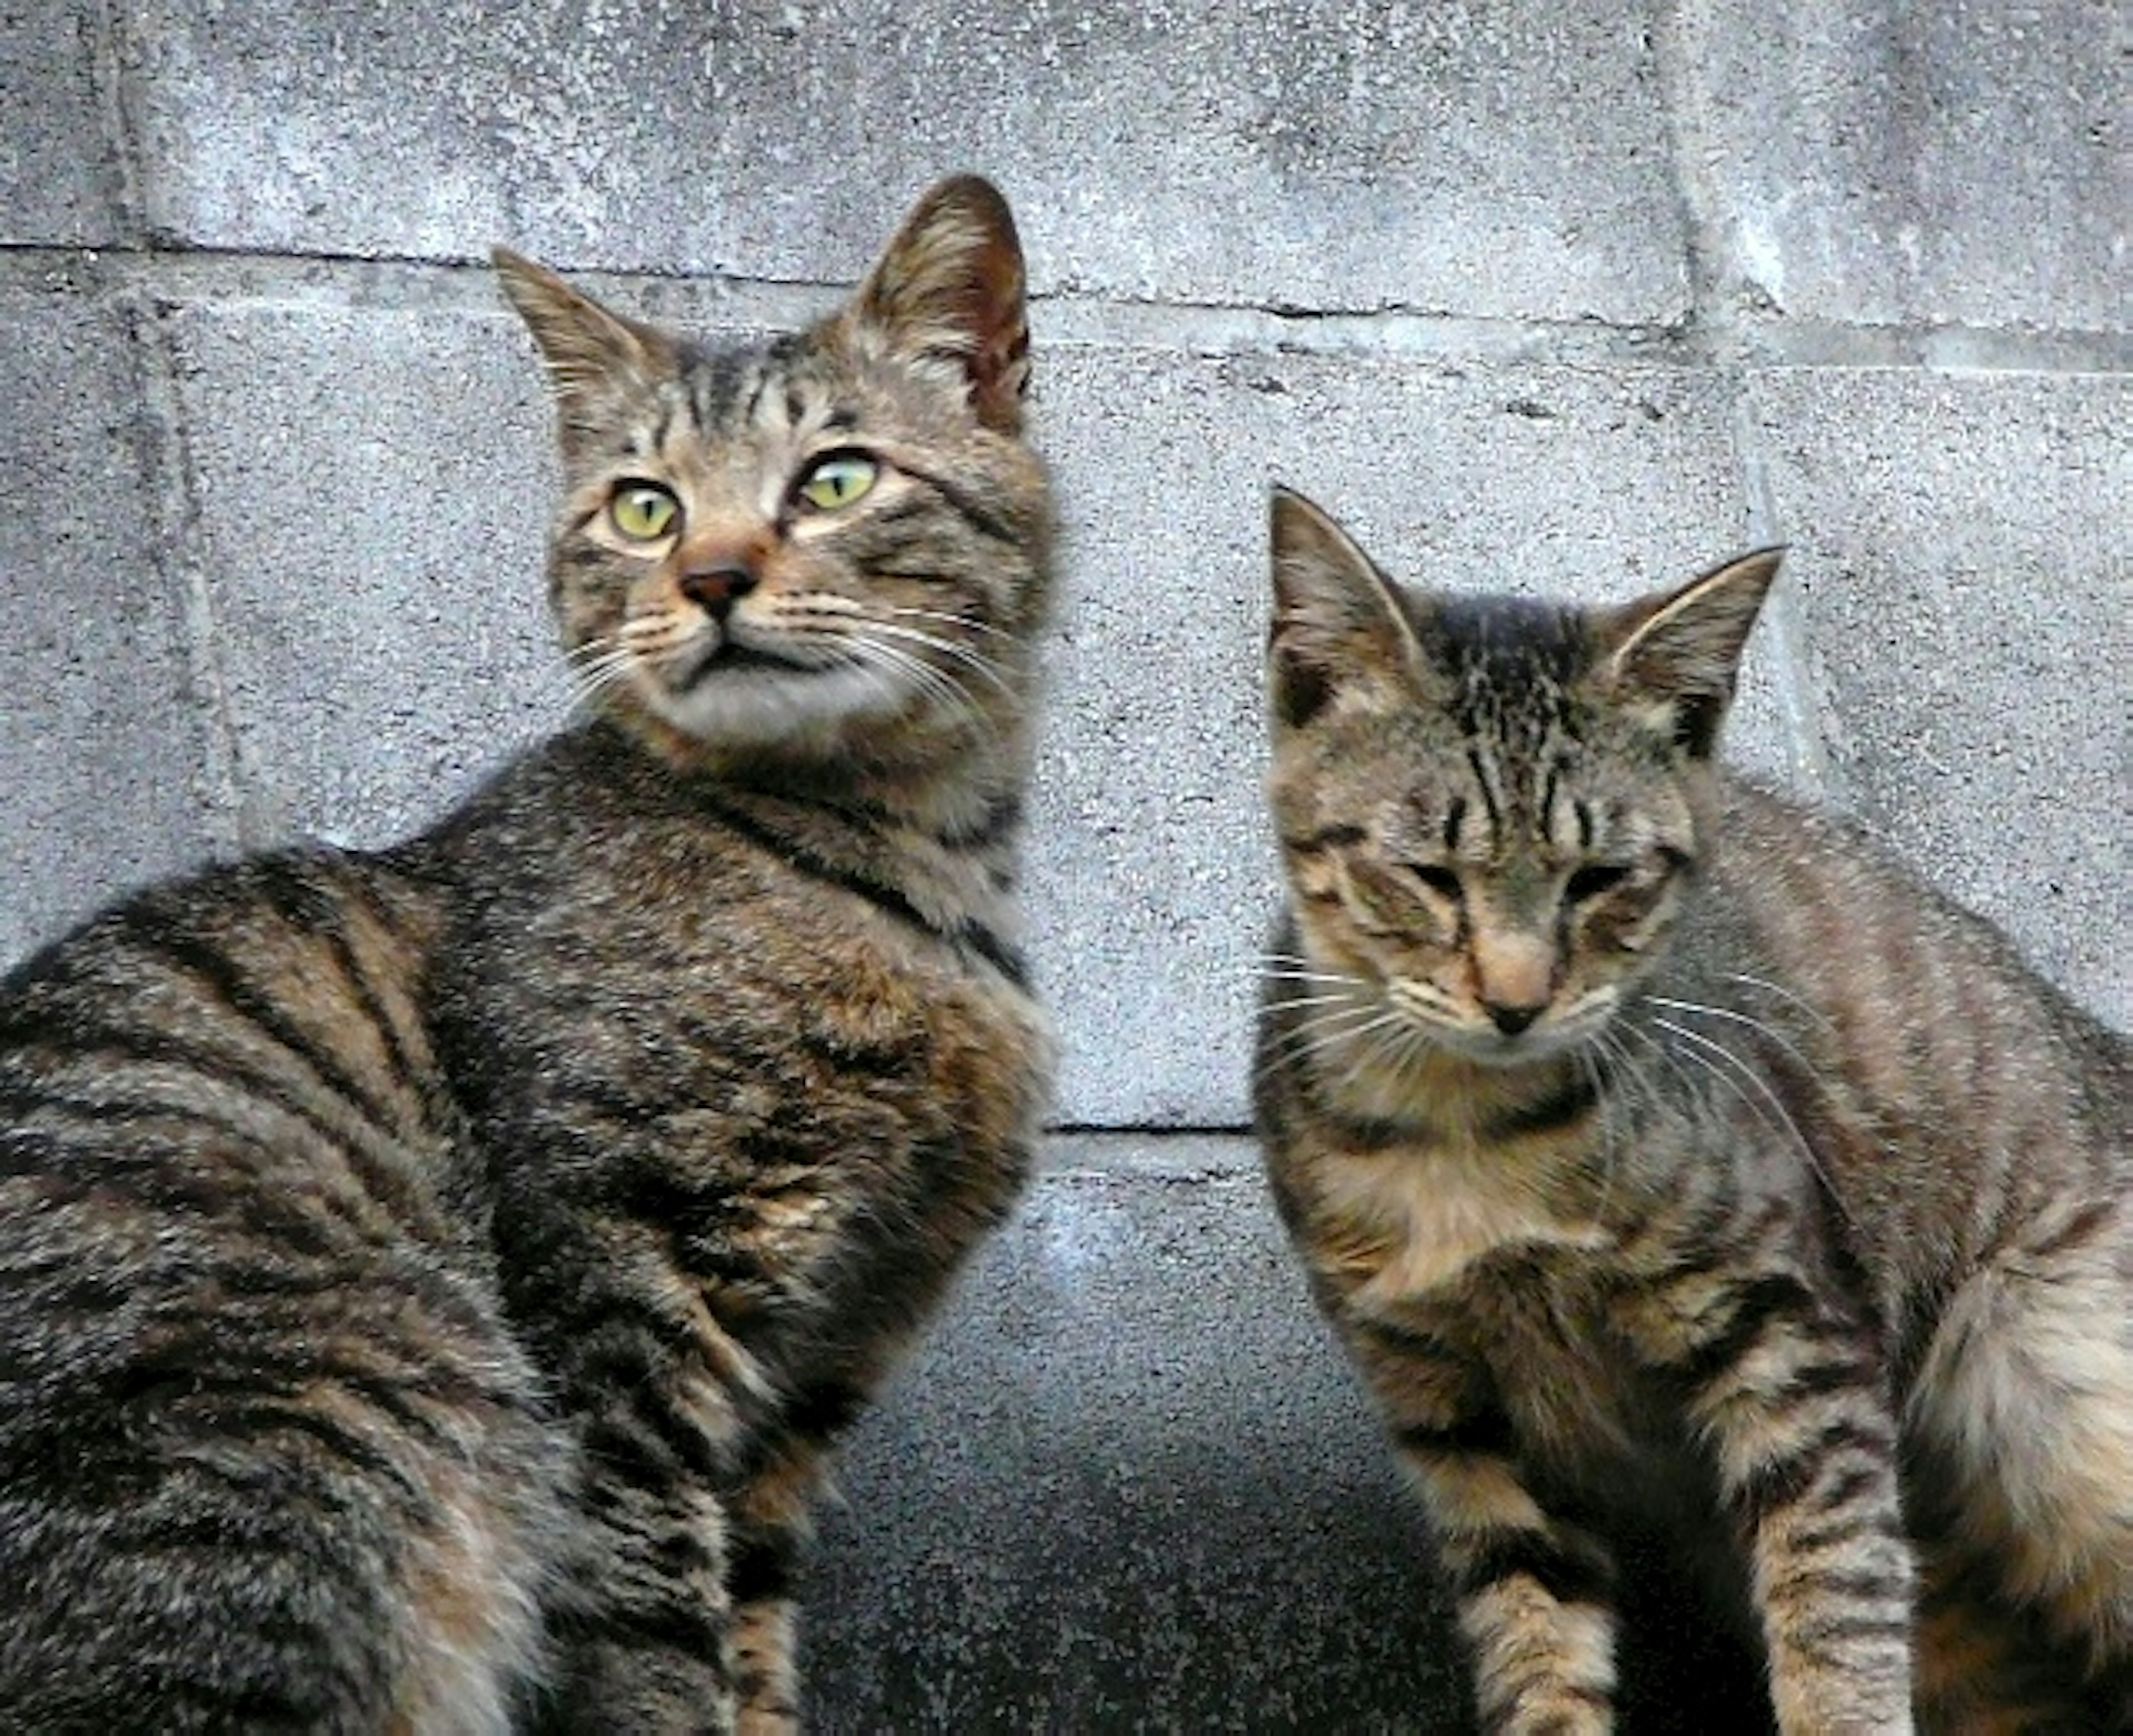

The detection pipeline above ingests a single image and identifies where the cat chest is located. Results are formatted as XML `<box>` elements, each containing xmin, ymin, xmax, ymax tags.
<box><xmin>1311</xmin><ymin>1143</ymin><xmax>1613</xmax><ymax>1305</ymax></box>
<box><xmin>467</xmin><ymin>863</ymin><xmax>1053</xmax><ymax>1302</ymax></box>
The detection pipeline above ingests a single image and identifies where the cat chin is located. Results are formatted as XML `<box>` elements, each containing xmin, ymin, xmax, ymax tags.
<box><xmin>640</xmin><ymin>662</ymin><xmax>922</xmax><ymax>750</ymax></box>
<box><xmin>1421</xmin><ymin>1017</ymin><xmax>1604</xmax><ymax>1070</ymax></box>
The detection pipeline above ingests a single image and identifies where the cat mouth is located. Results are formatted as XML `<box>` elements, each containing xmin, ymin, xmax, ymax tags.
<box><xmin>672</xmin><ymin>638</ymin><xmax>806</xmax><ymax>687</ymax></box>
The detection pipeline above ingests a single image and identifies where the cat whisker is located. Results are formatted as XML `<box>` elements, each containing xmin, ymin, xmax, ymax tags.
<box><xmin>1262</xmin><ymin>997</ymin><xmax>1388</xmax><ymax>1052</ymax></box>
<box><xmin>1329</xmin><ymin>1008</ymin><xmax>1425</xmax><ymax>1095</ymax></box>
<box><xmin>1716</xmin><ymin>971</ymin><xmax>1844</xmax><ymax>1038</ymax></box>
<box><xmin>1260</xmin><ymin>1000</ymin><xmax>1397</xmax><ymax>1076</ymax></box>
<box><xmin>562</xmin><ymin>634</ymin><xmax>625</xmax><ymax>666</ymax></box>
<box><xmin>560</xmin><ymin>644</ymin><xmax>645</xmax><ymax>721</ymax></box>
<box><xmin>829</xmin><ymin>620</ymin><xmax>980</xmax><ymax>703</ymax></box>
<box><xmin>832</xmin><ymin>635</ymin><xmax>987</xmax><ymax>733</ymax></box>
<box><xmin>854</xmin><ymin>619</ymin><xmax>1015</xmax><ymax>699</ymax></box>
<box><xmin>1378</xmin><ymin>1017</ymin><xmax>1444</xmax><ymax>1088</ymax></box>
<box><xmin>1574</xmin><ymin>1042</ymin><xmax>1622</xmax><ymax>1221</ymax></box>
<box><xmin>1259</xmin><ymin>957</ymin><xmax>1379</xmax><ymax>1009</ymax></box>
<box><xmin>1646</xmin><ymin>1015</ymin><xmax>1850</xmax><ymax>1224</ymax></box>
<box><xmin>1259</xmin><ymin>966</ymin><xmax>1371</xmax><ymax>990</ymax></box>
<box><xmin>1643</xmin><ymin>994</ymin><xmax>1835</xmax><ymax>1099</ymax></box>
<box><xmin>887</xmin><ymin>605</ymin><xmax>1016</xmax><ymax>644</ymax></box>
<box><xmin>1260</xmin><ymin>992</ymin><xmax>1373</xmax><ymax>1015</ymax></box>
<box><xmin>1584</xmin><ymin>1026</ymin><xmax>1660</xmax><ymax>1225</ymax></box>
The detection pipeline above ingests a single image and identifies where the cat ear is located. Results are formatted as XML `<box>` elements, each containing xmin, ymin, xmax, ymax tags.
<box><xmin>1267</xmin><ymin>487</ymin><xmax>1430</xmax><ymax>730</ymax></box>
<box><xmin>849</xmin><ymin>175</ymin><xmax>1030</xmax><ymax>434</ymax></box>
<box><xmin>493</xmin><ymin>247</ymin><xmax>673</xmax><ymax>439</ymax></box>
<box><xmin>1598</xmin><ymin>548</ymin><xmax>1784</xmax><ymax>757</ymax></box>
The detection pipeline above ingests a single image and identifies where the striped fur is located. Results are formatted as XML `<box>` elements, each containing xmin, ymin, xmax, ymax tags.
<box><xmin>1253</xmin><ymin>489</ymin><xmax>2131</xmax><ymax>1733</ymax></box>
<box><xmin>0</xmin><ymin>176</ymin><xmax>1053</xmax><ymax>1731</ymax></box>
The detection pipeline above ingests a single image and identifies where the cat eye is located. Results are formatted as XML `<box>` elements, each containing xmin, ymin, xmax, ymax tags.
<box><xmin>610</xmin><ymin>482</ymin><xmax>680</xmax><ymax>542</ymax></box>
<box><xmin>1565</xmin><ymin>864</ymin><xmax>1633</xmax><ymax>902</ymax></box>
<box><xmin>1406</xmin><ymin>864</ymin><xmax>1464</xmax><ymax>901</ymax></box>
<box><xmin>795</xmin><ymin>452</ymin><xmax>879</xmax><ymax>512</ymax></box>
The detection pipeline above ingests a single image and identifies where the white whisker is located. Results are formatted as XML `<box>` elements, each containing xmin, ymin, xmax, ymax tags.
<box><xmin>854</xmin><ymin>619</ymin><xmax>1014</xmax><ymax>696</ymax></box>
<box><xmin>1644</xmin><ymin>994</ymin><xmax>1830</xmax><ymax>1091</ymax></box>
<box><xmin>1716</xmin><ymin>971</ymin><xmax>1842</xmax><ymax>1038</ymax></box>
<box><xmin>1647</xmin><ymin>1015</ymin><xmax>1847</xmax><ymax>1221</ymax></box>
<box><xmin>1259</xmin><ymin>966</ymin><xmax>1369</xmax><ymax>989</ymax></box>
<box><xmin>833</xmin><ymin>635</ymin><xmax>984</xmax><ymax>730</ymax></box>
<box><xmin>888</xmin><ymin>605</ymin><xmax>1016</xmax><ymax>644</ymax></box>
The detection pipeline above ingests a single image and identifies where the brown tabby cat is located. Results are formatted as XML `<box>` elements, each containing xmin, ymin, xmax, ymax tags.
<box><xmin>1253</xmin><ymin>488</ymin><xmax>2131</xmax><ymax>1734</ymax></box>
<box><xmin>0</xmin><ymin>175</ymin><xmax>1053</xmax><ymax>1732</ymax></box>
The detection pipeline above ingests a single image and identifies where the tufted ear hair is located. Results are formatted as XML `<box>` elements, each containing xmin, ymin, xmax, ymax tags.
<box><xmin>493</xmin><ymin>247</ymin><xmax>676</xmax><ymax>452</ymax></box>
<box><xmin>849</xmin><ymin>175</ymin><xmax>1031</xmax><ymax>434</ymax></box>
<box><xmin>1596</xmin><ymin>548</ymin><xmax>1784</xmax><ymax>758</ymax></box>
<box><xmin>1266</xmin><ymin>487</ymin><xmax>1436</xmax><ymax>732</ymax></box>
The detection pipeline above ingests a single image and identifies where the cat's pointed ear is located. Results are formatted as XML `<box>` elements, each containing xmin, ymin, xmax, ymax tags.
<box><xmin>493</xmin><ymin>247</ymin><xmax>673</xmax><ymax>435</ymax></box>
<box><xmin>1597</xmin><ymin>548</ymin><xmax>1784</xmax><ymax>757</ymax></box>
<box><xmin>849</xmin><ymin>175</ymin><xmax>1030</xmax><ymax>434</ymax></box>
<box><xmin>1268</xmin><ymin>487</ymin><xmax>1430</xmax><ymax>730</ymax></box>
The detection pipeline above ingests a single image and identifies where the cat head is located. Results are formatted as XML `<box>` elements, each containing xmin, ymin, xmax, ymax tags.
<box><xmin>495</xmin><ymin>175</ymin><xmax>1049</xmax><ymax>777</ymax></box>
<box><xmin>1265</xmin><ymin>486</ymin><xmax>1780</xmax><ymax>1069</ymax></box>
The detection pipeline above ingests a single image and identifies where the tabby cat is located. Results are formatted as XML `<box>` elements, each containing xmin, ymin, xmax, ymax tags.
<box><xmin>0</xmin><ymin>175</ymin><xmax>1053</xmax><ymax>1732</ymax></box>
<box><xmin>1253</xmin><ymin>488</ymin><xmax>2131</xmax><ymax>1733</ymax></box>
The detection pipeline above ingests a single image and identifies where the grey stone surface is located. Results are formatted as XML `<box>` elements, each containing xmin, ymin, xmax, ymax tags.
<box><xmin>800</xmin><ymin>1136</ymin><xmax>1773</xmax><ymax>1732</ymax></box>
<box><xmin>0</xmin><ymin>284</ymin><xmax>212</xmax><ymax>964</ymax></box>
<box><xmin>167</xmin><ymin>301</ymin><xmax>568</xmax><ymax>850</ymax></box>
<box><xmin>119</xmin><ymin>0</ymin><xmax>1689</xmax><ymax>324</ymax></box>
<box><xmin>1746</xmin><ymin>366</ymin><xmax>2132</xmax><ymax>1027</ymax></box>
<box><xmin>0</xmin><ymin>0</ymin><xmax>123</xmax><ymax>247</ymax></box>
<box><xmin>1686</xmin><ymin>0</ymin><xmax>2127</xmax><ymax>333</ymax></box>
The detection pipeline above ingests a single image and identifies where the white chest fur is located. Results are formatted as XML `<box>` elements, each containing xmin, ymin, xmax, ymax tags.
<box><xmin>1316</xmin><ymin>1143</ymin><xmax>1612</xmax><ymax>1304</ymax></box>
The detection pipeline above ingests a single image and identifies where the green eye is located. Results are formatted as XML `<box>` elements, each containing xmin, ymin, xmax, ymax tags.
<box><xmin>795</xmin><ymin>453</ymin><xmax>878</xmax><ymax>511</ymax></box>
<box><xmin>610</xmin><ymin>483</ymin><xmax>679</xmax><ymax>541</ymax></box>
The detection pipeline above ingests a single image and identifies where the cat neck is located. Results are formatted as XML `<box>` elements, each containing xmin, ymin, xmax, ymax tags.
<box><xmin>1315</xmin><ymin>1039</ymin><xmax>1601</xmax><ymax>1156</ymax></box>
<box><xmin>607</xmin><ymin>690</ymin><xmax>1035</xmax><ymax>845</ymax></box>
<box><xmin>556</xmin><ymin>716</ymin><xmax>1033</xmax><ymax>948</ymax></box>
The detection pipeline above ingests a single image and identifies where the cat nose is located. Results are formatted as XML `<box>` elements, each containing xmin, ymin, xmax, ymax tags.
<box><xmin>678</xmin><ymin>557</ymin><xmax>758</xmax><ymax>620</ymax></box>
<box><xmin>1483</xmin><ymin>1000</ymin><xmax>1545</xmax><ymax>1037</ymax></box>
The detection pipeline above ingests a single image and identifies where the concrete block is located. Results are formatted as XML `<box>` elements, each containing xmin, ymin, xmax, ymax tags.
<box><xmin>1029</xmin><ymin>343</ymin><xmax>1786</xmax><ymax>1126</ymax></box>
<box><xmin>1745</xmin><ymin>367</ymin><xmax>2130</xmax><ymax>1028</ymax></box>
<box><xmin>799</xmin><ymin>1135</ymin><xmax>1773</xmax><ymax>1730</ymax></box>
<box><xmin>122</xmin><ymin>0</ymin><xmax>1689</xmax><ymax>324</ymax></box>
<box><xmin>0</xmin><ymin>287</ymin><xmax>212</xmax><ymax>965</ymax></box>
<box><xmin>0</xmin><ymin>0</ymin><xmax>123</xmax><ymax>246</ymax></box>
<box><xmin>167</xmin><ymin>302</ymin><xmax>570</xmax><ymax>849</ymax></box>
<box><xmin>1688</xmin><ymin>1</ymin><xmax>2124</xmax><ymax>332</ymax></box>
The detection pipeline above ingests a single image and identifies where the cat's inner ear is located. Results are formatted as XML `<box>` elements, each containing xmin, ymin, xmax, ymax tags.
<box><xmin>1598</xmin><ymin>548</ymin><xmax>1784</xmax><ymax>757</ymax></box>
<box><xmin>1266</xmin><ymin>488</ymin><xmax>1431</xmax><ymax>731</ymax></box>
<box><xmin>850</xmin><ymin>175</ymin><xmax>1030</xmax><ymax>434</ymax></box>
<box><xmin>493</xmin><ymin>247</ymin><xmax>673</xmax><ymax>432</ymax></box>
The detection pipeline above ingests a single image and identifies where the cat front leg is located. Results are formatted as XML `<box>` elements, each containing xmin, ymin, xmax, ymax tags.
<box><xmin>1348</xmin><ymin>1317</ymin><xmax>1620</xmax><ymax>1734</ymax></box>
<box><xmin>537</xmin><ymin>1455</ymin><xmax>739</xmax><ymax>1735</ymax></box>
<box><xmin>1641</xmin><ymin>1266</ymin><xmax>1917</xmax><ymax>1735</ymax></box>
<box><xmin>523</xmin><ymin>1303</ymin><xmax>765</xmax><ymax>1734</ymax></box>
<box><xmin>724</xmin><ymin>1421</ymin><xmax>839</xmax><ymax>1735</ymax></box>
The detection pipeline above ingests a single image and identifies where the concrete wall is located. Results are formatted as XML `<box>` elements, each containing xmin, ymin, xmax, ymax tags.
<box><xmin>2</xmin><ymin>2</ymin><xmax>2124</xmax><ymax>1728</ymax></box>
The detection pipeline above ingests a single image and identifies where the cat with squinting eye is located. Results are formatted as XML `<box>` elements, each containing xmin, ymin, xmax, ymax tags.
<box><xmin>0</xmin><ymin>177</ymin><xmax>1052</xmax><ymax>1732</ymax></box>
<box><xmin>1255</xmin><ymin>488</ymin><xmax>2131</xmax><ymax>1733</ymax></box>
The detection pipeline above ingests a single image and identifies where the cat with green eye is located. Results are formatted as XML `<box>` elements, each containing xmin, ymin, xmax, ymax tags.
<box><xmin>0</xmin><ymin>176</ymin><xmax>1052</xmax><ymax>1731</ymax></box>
